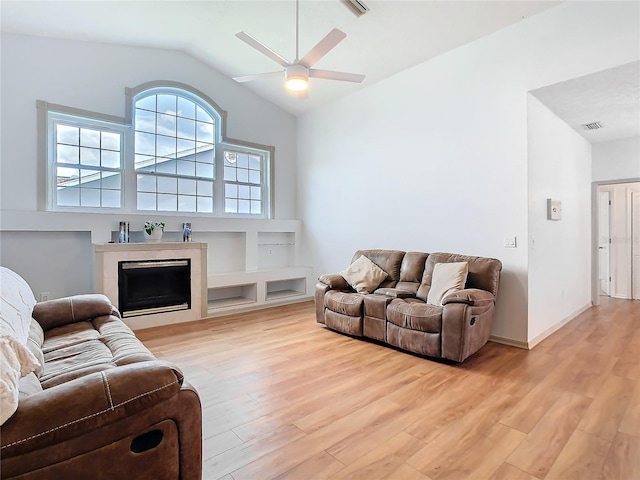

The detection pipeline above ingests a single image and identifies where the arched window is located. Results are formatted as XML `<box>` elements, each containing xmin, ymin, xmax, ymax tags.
<box><xmin>133</xmin><ymin>88</ymin><xmax>219</xmax><ymax>213</ymax></box>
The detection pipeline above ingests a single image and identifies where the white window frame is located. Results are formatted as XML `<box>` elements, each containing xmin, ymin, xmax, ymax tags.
<box><xmin>39</xmin><ymin>82</ymin><xmax>275</xmax><ymax>218</ymax></box>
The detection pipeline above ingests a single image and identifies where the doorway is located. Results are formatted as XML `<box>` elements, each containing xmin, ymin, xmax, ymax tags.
<box><xmin>594</xmin><ymin>181</ymin><xmax>640</xmax><ymax>303</ymax></box>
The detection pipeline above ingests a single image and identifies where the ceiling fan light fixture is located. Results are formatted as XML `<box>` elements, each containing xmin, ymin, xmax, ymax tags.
<box><xmin>285</xmin><ymin>64</ymin><xmax>309</xmax><ymax>92</ymax></box>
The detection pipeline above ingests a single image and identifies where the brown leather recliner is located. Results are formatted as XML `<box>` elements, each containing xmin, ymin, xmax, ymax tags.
<box><xmin>315</xmin><ymin>250</ymin><xmax>502</xmax><ymax>362</ymax></box>
<box><xmin>1</xmin><ymin>291</ymin><xmax>202</xmax><ymax>480</ymax></box>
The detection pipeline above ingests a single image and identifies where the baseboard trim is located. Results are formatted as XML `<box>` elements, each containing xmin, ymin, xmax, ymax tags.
<box><xmin>527</xmin><ymin>303</ymin><xmax>592</xmax><ymax>349</ymax></box>
<box><xmin>489</xmin><ymin>336</ymin><xmax>529</xmax><ymax>350</ymax></box>
<box><xmin>490</xmin><ymin>303</ymin><xmax>593</xmax><ymax>350</ymax></box>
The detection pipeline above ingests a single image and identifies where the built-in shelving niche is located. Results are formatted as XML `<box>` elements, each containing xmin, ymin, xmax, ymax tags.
<box><xmin>200</xmin><ymin>232</ymin><xmax>247</xmax><ymax>273</ymax></box>
<box><xmin>207</xmin><ymin>283</ymin><xmax>257</xmax><ymax>309</ymax></box>
<box><xmin>265</xmin><ymin>277</ymin><xmax>306</xmax><ymax>301</ymax></box>
<box><xmin>257</xmin><ymin>231</ymin><xmax>295</xmax><ymax>270</ymax></box>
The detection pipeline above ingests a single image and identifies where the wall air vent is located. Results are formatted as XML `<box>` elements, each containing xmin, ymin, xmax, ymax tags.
<box><xmin>341</xmin><ymin>0</ymin><xmax>369</xmax><ymax>16</ymax></box>
<box><xmin>582</xmin><ymin>121</ymin><xmax>603</xmax><ymax>130</ymax></box>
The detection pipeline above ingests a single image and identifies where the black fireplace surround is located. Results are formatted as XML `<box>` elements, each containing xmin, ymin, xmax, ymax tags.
<box><xmin>118</xmin><ymin>259</ymin><xmax>191</xmax><ymax>317</ymax></box>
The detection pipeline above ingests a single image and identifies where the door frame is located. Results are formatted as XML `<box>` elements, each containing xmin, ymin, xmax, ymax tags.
<box><xmin>591</xmin><ymin>177</ymin><xmax>640</xmax><ymax>306</ymax></box>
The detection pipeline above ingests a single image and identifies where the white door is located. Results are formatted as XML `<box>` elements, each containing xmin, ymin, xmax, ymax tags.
<box><xmin>633</xmin><ymin>191</ymin><xmax>640</xmax><ymax>300</ymax></box>
<box><xmin>598</xmin><ymin>190</ymin><xmax>611</xmax><ymax>296</ymax></box>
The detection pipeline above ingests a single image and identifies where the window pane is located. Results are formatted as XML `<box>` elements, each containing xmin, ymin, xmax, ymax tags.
<box><xmin>57</xmin><ymin>166</ymin><xmax>79</xmax><ymax>185</ymax></box>
<box><xmin>251</xmin><ymin>186</ymin><xmax>261</xmax><ymax>200</ymax></box>
<box><xmin>238</xmin><ymin>199</ymin><xmax>250</xmax><ymax>214</ymax></box>
<box><xmin>157</xmin><ymin>113</ymin><xmax>176</xmax><ymax>136</ymax></box>
<box><xmin>225</xmin><ymin>183</ymin><xmax>237</xmax><ymax>198</ymax></box>
<box><xmin>178</xmin><ymin>195</ymin><xmax>196</xmax><ymax>212</ymax></box>
<box><xmin>136</xmin><ymin>95</ymin><xmax>156</xmax><ymax>111</ymax></box>
<box><xmin>177</xmin><ymin>139</ymin><xmax>195</xmax><ymax>157</ymax></box>
<box><xmin>101</xmin><ymin>150</ymin><xmax>120</xmax><ymax>169</ymax></box>
<box><xmin>197</xmin><ymin>121</ymin><xmax>214</xmax><ymax>143</ymax></box>
<box><xmin>224</xmin><ymin>198</ymin><xmax>237</xmax><ymax>213</ymax></box>
<box><xmin>80</xmin><ymin>129</ymin><xmax>100</xmax><ymax>148</ymax></box>
<box><xmin>157</xmin><ymin>94</ymin><xmax>176</xmax><ymax>115</ymax></box>
<box><xmin>178</xmin><ymin>178</ymin><xmax>196</xmax><ymax>195</ymax></box>
<box><xmin>135</xmin><ymin>132</ymin><xmax>156</xmax><ymax>155</ymax></box>
<box><xmin>80</xmin><ymin>169</ymin><xmax>101</xmax><ymax>187</ymax></box>
<box><xmin>224</xmin><ymin>166</ymin><xmax>236</xmax><ymax>181</ymax></box>
<box><xmin>197</xmin><ymin>180</ymin><xmax>213</xmax><ymax>196</ymax></box>
<box><xmin>137</xmin><ymin>174</ymin><xmax>156</xmax><ymax>192</ymax></box>
<box><xmin>102</xmin><ymin>172</ymin><xmax>121</xmax><ymax>189</ymax></box>
<box><xmin>135</xmin><ymin>154</ymin><xmax>155</xmax><ymax>171</ymax></box>
<box><xmin>237</xmin><ymin>154</ymin><xmax>249</xmax><ymax>169</ymax></box>
<box><xmin>177</xmin><ymin>117</ymin><xmax>195</xmax><ymax>140</ymax></box>
<box><xmin>251</xmin><ymin>200</ymin><xmax>261</xmax><ymax>214</ymax></box>
<box><xmin>157</xmin><ymin>176</ymin><xmax>177</xmax><ymax>194</ymax></box>
<box><xmin>177</xmin><ymin>160</ymin><xmax>195</xmax><ymax>176</ymax></box>
<box><xmin>249</xmin><ymin>170</ymin><xmax>261</xmax><ymax>184</ymax></box>
<box><xmin>238</xmin><ymin>185</ymin><xmax>250</xmax><ymax>199</ymax></box>
<box><xmin>178</xmin><ymin>97</ymin><xmax>196</xmax><ymax>119</ymax></box>
<box><xmin>156</xmin><ymin>135</ymin><xmax>176</xmax><ymax>158</ymax></box>
<box><xmin>137</xmin><ymin>192</ymin><xmax>156</xmax><ymax>210</ymax></box>
<box><xmin>196</xmin><ymin>162</ymin><xmax>213</xmax><ymax>178</ymax></box>
<box><xmin>249</xmin><ymin>155</ymin><xmax>261</xmax><ymax>170</ymax></box>
<box><xmin>155</xmin><ymin>158</ymin><xmax>176</xmax><ymax>174</ymax></box>
<box><xmin>57</xmin><ymin>186</ymin><xmax>79</xmax><ymax>206</ymax></box>
<box><xmin>195</xmin><ymin>146</ymin><xmax>214</xmax><ymax>164</ymax></box>
<box><xmin>158</xmin><ymin>193</ymin><xmax>177</xmax><ymax>211</ymax></box>
<box><xmin>80</xmin><ymin>188</ymin><xmax>100</xmax><ymax>207</ymax></box>
<box><xmin>135</xmin><ymin>109</ymin><xmax>156</xmax><ymax>134</ymax></box>
<box><xmin>196</xmin><ymin>106</ymin><xmax>213</xmax><ymax>123</ymax></box>
<box><xmin>237</xmin><ymin>169</ymin><xmax>249</xmax><ymax>183</ymax></box>
<box><xmin>57</xmin><ymin>124</ymin><xmax>79</xmax><ymax>145</ymax></box>
<box><xmin>102</xmin><ymin>131</ymin><xmax>121</xmax><ymax>151</ymax></box>
<box><xmin>102</xmin><ymin>189</ymin><xmax>121</xmax><ymax>208</ymax></box>
<box><xmin>197</xmin><ymin>196</ymin><xmax>213</xmax><ymax>213</ymax></box>
<box><xmin>57</xmin><ymin>144</ymin><xmax>79</xmax><ymax>164</ymax></box>
<box><xmin>80</xmin><ymin>147</ymin><xmax>100</xmax><ymax>166</ymax></box>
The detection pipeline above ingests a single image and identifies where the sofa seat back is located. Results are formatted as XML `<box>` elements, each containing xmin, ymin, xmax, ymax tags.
<box><xmin>394</xmin><ymin>252</ymin><xmax>429</xmax><ymax>295</ymax></box>
<box><xmin>417</xmin><ymin>252</ymin><xmax>502</xmax><ymax>301</ymax></box>
<box><xmin>352</xmin><ymin>249</ymin><xmax>405</xmax><ymax>289</ymax></box>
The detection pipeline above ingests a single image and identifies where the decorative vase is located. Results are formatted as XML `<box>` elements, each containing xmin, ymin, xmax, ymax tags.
<box><xmin>144</xmin><ymin>228</ymin><xmax>163</xmax><ymax>242</ymax></box>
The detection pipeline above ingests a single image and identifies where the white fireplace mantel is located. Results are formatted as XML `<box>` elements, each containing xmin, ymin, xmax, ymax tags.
<box><xmin>94</xmin><ymin>242</ymin><xmax>208</xmax><ymax>330</ymax></box>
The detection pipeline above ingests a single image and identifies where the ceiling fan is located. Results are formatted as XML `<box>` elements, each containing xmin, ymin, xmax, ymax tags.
<box><xmin>233</xmin><ymin>0</ymin><xmax>365</xmax><ymax>93</ymax></box>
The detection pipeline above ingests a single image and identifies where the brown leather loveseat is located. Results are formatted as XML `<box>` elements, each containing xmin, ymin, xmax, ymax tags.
<box><xmin>315</xmin><ymin>250</ymin><xmax>502</xmax><ymax>362</ymax></box>
<box><xmin>0</xmin><ymin>267</ymin><xmax>201</xmax><ymax>480</ymax></box>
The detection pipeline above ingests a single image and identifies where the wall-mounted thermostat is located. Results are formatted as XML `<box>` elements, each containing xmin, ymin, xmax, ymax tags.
<box><xmin>547</xmin><ymin>198</ymin><xmax>562</xmax><ymax>221</ymax></box>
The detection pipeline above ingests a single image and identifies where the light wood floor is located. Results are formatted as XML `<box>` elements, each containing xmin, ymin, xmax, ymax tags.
<box><xmin>137</xmin><ymin>297</ymin><xmax>640</xmax><ymax>480</ymax></box>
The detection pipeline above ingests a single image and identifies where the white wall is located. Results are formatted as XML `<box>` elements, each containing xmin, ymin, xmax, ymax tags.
<box><xmin>592</xmin><ymin>137</ymin><xmax>640</xmax><ymax>182</ymax></box>
<box><xmin>297</xmin><ymin>1</ymin><xmax>640</xmax><ymax>344</ymax></box>
<box><xmin>0</xmin><ymin>34</ymin><xmax>299</xmax><ymax>298</ymax></box>
<box><xmin>527</xmin><ymin>96</ymin><xmax>592</xmax><ymax>344</ymax></box>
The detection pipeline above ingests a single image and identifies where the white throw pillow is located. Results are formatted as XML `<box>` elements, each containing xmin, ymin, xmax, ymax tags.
<box><xmin>1</xmin><ymin>267</ymin><xmax>37</xmax><ymax>345</ymax></box>
<box><xmin>0</xmin><ymin>333</ymin><xmax>40</xmax><ymax>425</ymax></box>
<box><xmin>340</xmin><ymin>255</ymin><xmax>388</xmax><ymax>294</ymax></box>
<box><xmin>427</xmin><ymin>262</ymin><xmax>469</xmax><ymax>306</ymax></box>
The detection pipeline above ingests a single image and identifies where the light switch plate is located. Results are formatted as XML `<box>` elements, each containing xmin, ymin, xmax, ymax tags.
<box><xmin>504</xmin><ymin>237</ymin><xmax>517</xmax><ymax>248</ymax></box>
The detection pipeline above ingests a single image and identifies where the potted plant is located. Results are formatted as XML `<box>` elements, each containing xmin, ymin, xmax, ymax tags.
<box><xmin>144</xmin><ymin>221</ymin><xmax>165</xmax><ymax>242</ymax></box>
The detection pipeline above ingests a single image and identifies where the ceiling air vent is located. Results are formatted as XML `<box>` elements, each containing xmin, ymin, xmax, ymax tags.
<box><xmin>341</xmin><ymin>0</ymin><xmax>369</xmax><ymax>17</ymax></box>
<box><xmin>582</xmin><ymin>121</ymin><xmax>603</xmax><ymax>130</ymax></box>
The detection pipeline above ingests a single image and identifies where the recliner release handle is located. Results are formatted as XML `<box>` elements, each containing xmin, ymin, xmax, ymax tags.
<box><xmin>130</xmin><ymin>429</ymin><xmax>164</xmax><ymax>453</ymax></box>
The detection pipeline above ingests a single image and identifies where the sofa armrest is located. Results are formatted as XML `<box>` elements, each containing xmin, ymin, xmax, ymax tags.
<box><xmin>441</xmin><ymin>288</ymin><xmax>494</xmax><ymax>307</ymax></box>
<box><xmin>318</xmin><ymin>273</ymin><xmax>351</xmax><ymax>291</ymax></box>
<box><xmin>32</xmin><ymin>294</ymin><xmax>119</xmax><ymax>331</ymax></box>
<box><xmin>1</xmin><ymin>360</ymin><xmax>183</xmax><ymax>457</ymax></box>
<box><xmin>373</xmin><ymin>288</ymin><xmax>415</xmax><ymax>299</ymax></box>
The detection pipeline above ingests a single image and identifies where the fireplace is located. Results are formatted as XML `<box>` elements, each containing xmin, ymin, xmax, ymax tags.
<box><xmin>118</xmin><ymin>259</ymin><xmax>191</xmax><ymax>318</ymax></box>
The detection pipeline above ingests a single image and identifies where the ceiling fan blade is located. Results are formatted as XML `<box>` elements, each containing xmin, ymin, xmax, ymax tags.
<box><xmin>299</xmin><ymin>28</ymin><xmax>347</xmax><ymax>68</ymax></box>
<box><xmin>233</xmin><ymin>71</ymin><xmax>283</xmax><ymax>83</ymax></box>
<box><xmin>309</xmin><ymin>69</ymin><xmax>365</xmax><ymax>83</ymax></box>
<box><xmin>236</xmin><ymin>32</ymin><xmax>291</xmax><ymax>68</ymax></box>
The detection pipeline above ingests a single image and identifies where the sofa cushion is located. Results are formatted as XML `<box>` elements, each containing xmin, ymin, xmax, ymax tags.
<box><xmin>340</xmin><ymin>255</ymin><xmax>388</xmax><ymax>294</ymax></box>
<box><xmin>324</xmin><ymin>291</ymin><xmax>365</xmax><ymax>317</ymax></box>
<box><xmin>387</xmin><ymin>299</ymin><xmax>442</xmax><ymax>333</ymax></box>
<box><xmin>426</xmin><ymin>262</ymin><xmax>469</xmax><ymax>306</ymax></box>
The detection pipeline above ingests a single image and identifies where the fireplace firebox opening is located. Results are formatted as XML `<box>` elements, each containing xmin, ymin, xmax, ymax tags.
<box><xmin>118</xmin><ymin>259</ymin><xmax>191</xmax><ymax>317</ymax></box>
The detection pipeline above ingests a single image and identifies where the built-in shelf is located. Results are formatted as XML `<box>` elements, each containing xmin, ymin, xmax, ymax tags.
<box><xmin>266</xmin><ymin>277</ymin><xmax>306</xmax><ymax>301</ymax></box>
<box><xmin>207</xmin><ymin>283</ymin><xmax>257</xmax><ymax>309</ymax></box>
